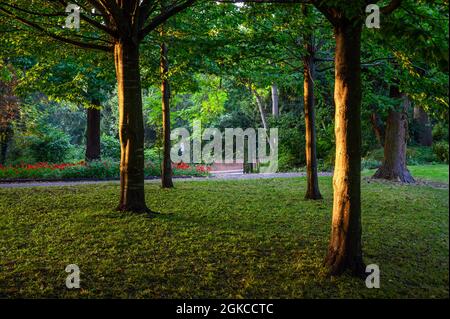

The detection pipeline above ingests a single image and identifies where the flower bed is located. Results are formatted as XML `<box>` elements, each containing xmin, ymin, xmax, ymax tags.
<box><xmin>0</xmin><ymin>160</ymin><xmax>210</xmax><ymax>181</ymax></box>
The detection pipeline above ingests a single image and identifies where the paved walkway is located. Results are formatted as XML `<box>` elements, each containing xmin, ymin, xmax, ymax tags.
<box><xmin>0</xmin><ymin>172</ymin><xmax>333</xmax><ymax>189</ymax></box>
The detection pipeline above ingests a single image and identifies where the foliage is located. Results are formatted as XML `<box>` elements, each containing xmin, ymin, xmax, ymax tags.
<box><xmin>432</xmin><ymin>122</ymin><xmax>449</xmax><ymax>142</ymax></box>
<box><xmin>272</xmin><ymin>113</ymin><xmax>305</xmax><ymax>171</ymax></box>
<box><xmin>26</xmin><ymin>127</ymin><xmax>72</xmax><ymax>163</ymax></box>
<box><xmin>100</xmin><ymin>134</ymin><xmax>121</xmax><ymax>161</ymax></box>
<box><xmin>432</xmin><ymin>141</ymin><xmax>449</xmax><ymax>164</ymax></box>
<box><xmin>365</xmin><ymin>146</ymin><xmax>441</xmax><ymax>166</ymax></box>
<box><xmin>0</xmin><ymin>159</ymin><xmax>210</xmax><ymax>180</ymax></box>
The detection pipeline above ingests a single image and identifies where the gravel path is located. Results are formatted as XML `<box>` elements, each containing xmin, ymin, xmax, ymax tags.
<box><xmin>0</xmin><ymin>172</ymin><xmax>333</xmax><ymax>189</ymax></box>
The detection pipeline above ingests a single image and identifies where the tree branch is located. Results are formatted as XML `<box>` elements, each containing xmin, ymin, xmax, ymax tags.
<box><xmin>0</xmin><ymin>5</ymin><xmax>112</xmax><ymax>52</ymax></box>
<box><xmin>380</xmin><ymin>0</ymin><xmax>402</xmax><ymax>14</ymax></box>
<box><xmin>56</xmin><ymin>0</ymin><xmax>119</xmax><ymax>37</ymax></box>
<box><xmin>138</xmin><ymin>0</ymin><xmax>197</xmax><ymax>41</ymax></box>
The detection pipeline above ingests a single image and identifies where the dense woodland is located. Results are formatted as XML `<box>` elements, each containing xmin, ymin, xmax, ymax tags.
<box><xmin>0</xmin><ymin>0</ymin><xmax>448</xmax><ymax>277</ymax></box>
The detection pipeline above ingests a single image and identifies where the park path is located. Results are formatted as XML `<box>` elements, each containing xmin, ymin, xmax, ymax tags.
<box><xmin>0</xmin><ymin>172</ymin><xmax>333</xmax><ymax>189</ymax></box>
<box><xmin>2</xmin><ymin>173</ymin><xmax>445</xmax><ymax>189</ymax></box>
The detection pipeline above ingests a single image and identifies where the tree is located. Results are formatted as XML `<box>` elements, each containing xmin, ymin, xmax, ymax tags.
<box><xmin>302</xmin><ymin>5</ymin><xmax>322</xmax><ymax>200</ymax></box>
<box><xmin>313</xmin><ymin>0</ymin><xmax>402</xmax><ymax>275</ymax></box>
<box><xmin>365</xmin><ymin>0</ymin><xmax>449</xmax><ymax>182</ymax></box>
<box><xmin>160</xmin><ymin>27</ymin><xmax>174</xmax><ymax>188</ymax></box>
<box><xmin>0</xmin><ymin>64</ymin><xmax>20</xmax><ymax>165</ymax></box>
<box><xmin>413</xmin><ymin>105</ymin><xmax>432</xmax><ymax>146</ymax></box>
<box><xmin>0</xmin><ymin>0</ymin><xmax>195</xmax><ymax>213</ymax></box>
<box><xmin>373</xmin><ymin>86</ymin><xmax>415</xmax><ymax>183</ymax></box>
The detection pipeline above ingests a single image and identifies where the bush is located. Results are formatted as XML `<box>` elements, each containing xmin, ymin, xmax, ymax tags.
<box><xmin>432</xmin><ymin>141</ymin><xmax>449</xmax><ymax>163</ymax></box>
<box><xmin>274</xmin><ymin>113</ymin><xmax>305</xmax><ymax>171</ymax></box>
<box><xmin>432</xmin><ymin>123</ymin><xmax>448</xmax><ymax>142</ymax></box>
<box><xmin>361</xmin><ymin>158</ymin><xmax>381</xmax><ymax>170</ymax></box>
<box><xmin>144</xmin><ymin>148</ymin><xmax>161</xmax><ymax>163</ymax></box>
<box><xmin>365</xmin><ymin>146</ymin><xmax>438</xmax><ymax>166</ymax></box>
<box><xmin>27</xmin><ymin>128</ymin><xmax>73</xmax><ymax>163</ymax></box>
<box><xmin>0</xmin><ymin>159</ymin><xmax>210</xmax><ymax>180</ymax></box>
<box><xmin>101</xmin><ymin>134</ymin><xmax>121</xmax><ymax>160</ymax></box>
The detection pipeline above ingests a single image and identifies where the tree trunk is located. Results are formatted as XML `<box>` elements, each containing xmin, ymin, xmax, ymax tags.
<box><xmin>373</xmin><ymin>94</ymin><xmax>415</xmax><ymax>183</ymax></box>
<box><xmin>254</xmin><ymin>90</ymin><xmax>268</xmax><ymax>131</ymax></box>
<box><xmin>0</xmin><ymin>132</ymin><xmax>9</xmax><ymax>165</ymax></box>
<box><xmin>114</xmin><ymin>40</ymin><xmax>149</xmax><ymax>213</ymax></box>
<box><xmin>85</xmin><ymin>104</ymin><xmax>101</xmax><ymax>162</ymax></box>
<box><xmin>271</xmin><ymin>84</ymin><xmax>279</xmax><ymax>118</ymax></box>
<box><xmin>303</xmin><ymin>35</ymin><xmax>322</xmax><ymax>200</ymax></box>
<box><xmin>324</xmin><ymin>22</ymin><xmax>365</xmax><ymax>276</ymax></box>
<box><xmin>160</xmin><ymin>41</ymin><xmax>174</xmax><ymax>188</ymax></box>
<box><xmin>370</xmin><ymin>107</ymin><xmax>385</xmax><ymax>147</ymax></box>
<box><xmin>413</xmin><ymin>105</ymin><xmax>432</xmax><ymax>146</ymax></box>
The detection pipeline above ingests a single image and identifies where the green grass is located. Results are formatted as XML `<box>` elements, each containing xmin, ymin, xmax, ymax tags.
<box><xmin>408</xmin><ymin>164</ymin><xmax>449</xmax><ymax>184</ymax></box>
<box><xmin>0</xmin><ymin>177</ymin><xmax>448</xmax><ymax>298</ymax></box>
<box><xmin>362</xmin><ymin>164</ymin><xmax>449</xmax><ymax>184</ymax></box>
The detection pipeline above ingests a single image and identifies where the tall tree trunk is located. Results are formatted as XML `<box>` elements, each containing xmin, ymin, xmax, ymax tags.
<box><xmin>114</xmin><ymin>40</ymin><xmax>149</xmax><ymax>213</ymax></box>
<box><xmin>271</xmin><ymin>84</ymin><xmax>279</xmax><ymax>118</ymax></box>
<box><xmin>303</xmin><ymin>34</ymin><xmax>322</xmax><ymax>200</ymax></box>
<box><xmin>85</xmin><ymin>103</ymin><xmax>101</xmax><ymax>162</ymax></box>
<box><xmin>254</xmin><ymin>90</ymin><xmax>268</xmax><ymax>131</ymax></box>
<box><xmin>0</xmin><ymin>132</ymin><xmax>9</xmax><ymax>165</ymax></box>
<box><xmin>413</xmin><ymin>105</ymin><xmax>432</xmax><ymax>146</ymax></box>
<box><xmin>324</xmin><ymin>22</ymin><xmax>365</xmax><ymax>276</ymax></box>
<box><xmin>373</xmin><ymin>93</ymin><xmax>415</xmax><ymax>183</ymax></box>
<box><xmin>160</xmin><ymin>40</ymin><xmax>174</xmax><ymax>188</ymax></box>
<box><xmin>370</xmin><ymin>108</ymin><xmax>385</xmax><ymax>147</ymax></box>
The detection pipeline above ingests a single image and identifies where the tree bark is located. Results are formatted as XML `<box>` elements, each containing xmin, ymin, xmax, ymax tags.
<box><xmin>114</xmin><ymin>40</ymin><xmax>149</xmax><ymax>213</ymax></box>
<box><xmin>303</xmin><ymin>34</ymin><xmax>322</xmax><ymax>200</ymax></box>
<box><xmin>373</xmin><ymin>93</ymin><xmax>415</xmax><ymax>183</ymax></box>
<box><xmin>0</xmin><ymin>132</ymin><xmax>9</xmax><ymax>165</ymax></box>
<box><xmin>271</xmin><ymin>84</ymin><xmax>279</xmax><ymax>118</ymax></box>
<box><xmin>254</xmin><ymin>90</ymin><xmax>268</xmax><ymax>131</ymax></box>
<box><xmin>413</xmin><ymin>105</ymin><xmax>432</xmax><ymax>146</ymax></box>
<box><xmin>85</xmin><ymin>104</ymin><xmax>101</xmax><ymax>162</ymax></box>
<box><xmin>324</xmin><ymin>22</ymin><xmax>365</xmax><ymax>276</ymax></box>
<box><xmin>160</xmin><ymin>40</ymin><xmax>174</xmax><ymax>188</ymax></box>
<box><xmin>370</xmin><ymin>107</ymin><xmax>385</xmax><ymax>147</ymax></box>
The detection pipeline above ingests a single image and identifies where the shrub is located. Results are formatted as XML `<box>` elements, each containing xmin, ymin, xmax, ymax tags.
<box><xmin>101</xmin><ymin>134</ymin><xmax>121</xmax><ymax>160</ymax></box>
<box><xmin>144</xmin><ymin>148</ymin><xmax>161</xmax><ymax>163</ymax></box>
<box><xmin>27</xmin><ymin>128</ymin><xmax>73</xmax><ymax>163</ymax></box>
<box><xmin>361</xmin><ymin>158</ymin><xmax>381</xmax><ymax>170</ymax></box>
<box><xmin>432</xmin><ymin>141</ymin><xmax>449</xmax><ymax>163</ymax></box>
<box><xmin>0</xmin><ymin>159</ymin><xmax>210</xmax><ymax>180</ymax></box>
<box><xmin>406</xmin><ymin>146</ymin><xmax>437</xmax><ymax>165</ymax></box>
<box><xmin>365</xmin><ymin>146</ymin><xmax>438</xmax><ymax>166</ymax></box>
<box><xmin>432</xmin><ymin>123</ymin><xmax>448</xmax><ymax>142</ymax></box>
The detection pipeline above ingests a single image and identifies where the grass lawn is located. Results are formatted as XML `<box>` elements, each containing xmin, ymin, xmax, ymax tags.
<box><xmin>0</xmin><ymin>175</ymin><xmax>448</xmax><ymax>298</ymax></box>
<box><xmin>362</xmin><ymin>164</ymin><xmax>449</xmax><ymax>184</ymax></box>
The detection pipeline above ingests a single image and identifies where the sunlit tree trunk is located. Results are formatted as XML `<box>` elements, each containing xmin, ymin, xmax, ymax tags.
<box><xmin>254</xmin><ymin>89</ymin><xmax>268</xmax><ymax>131</ymax></box>
<box><xmin>373</xmin><ymin>91</ymin><xmax>415</xmax><ymax>183</ymax></box>
<box><xmin>85</xmin><ymin>103</ymin><xmax>101</xmax><ymax>162</ymax></box>
<box><xmin>324</xmin><ymin>22</ymin><xmax>365</xmax><ymax>276</ymax></box>
<box><xmin>271</xmin><ymin>84</ymin><xmax>279</xmax><ymax>118</ymax></box>
<box><xmin>303</xmin><ymin>33</ymin><xmax>322</xmax><ymax>200</ymax></box>
<box><xmin>114</xmin><ymin>40</ymin><xmax>149</xmax><ymax>213</ymax></box>
<box><xmin>160</xmin><ymin>40</ymin><xmax>174</xmax><ymax>188</ymax></box>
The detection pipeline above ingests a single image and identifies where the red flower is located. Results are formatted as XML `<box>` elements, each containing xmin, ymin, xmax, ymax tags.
<box><xmin>174</xmin><ymin>162</ymin><xmax>191</xmax><ymax>170</ymax></box>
